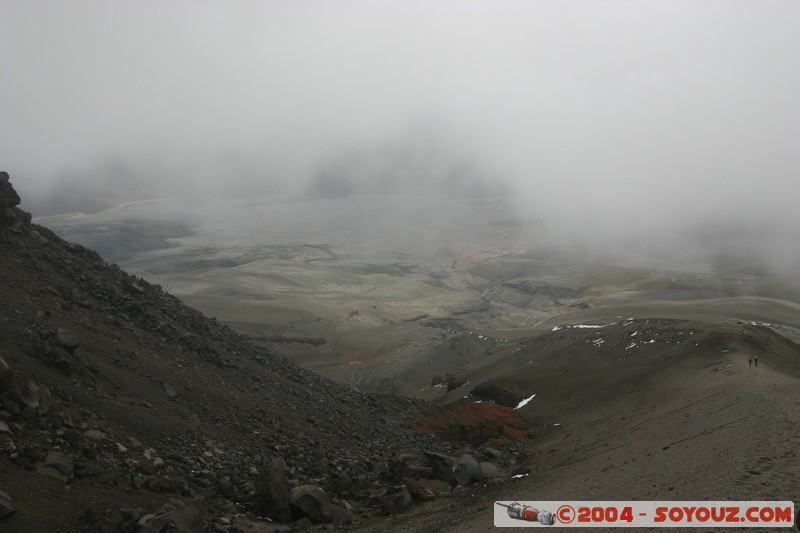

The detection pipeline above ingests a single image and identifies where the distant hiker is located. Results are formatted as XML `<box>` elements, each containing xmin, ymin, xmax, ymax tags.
<box><xmin>748</xmin><ymin>357</ymin><xmax>752</xmax><ymax>367</ymax></box>
<box><xmin>754</xmin><ymin>355</ymin><xmax>758</xmax><ymax>367</ymax></box>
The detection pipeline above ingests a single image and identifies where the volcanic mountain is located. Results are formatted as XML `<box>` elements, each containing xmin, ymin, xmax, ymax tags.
<box><xmin>0</xmin><ymin>173</ymin><xmax>539</xmax><ymax>532</ymax></box>
<box><xmin>2</xmin><ymin>171</ymin><xmax>800</xmax><ymax>532</ymax></box>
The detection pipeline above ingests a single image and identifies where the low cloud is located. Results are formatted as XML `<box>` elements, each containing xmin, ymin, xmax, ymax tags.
<box><xmin>2</xmin><ymin>1</ymin><xmax>799</xmax><ymax>270</ymax></box>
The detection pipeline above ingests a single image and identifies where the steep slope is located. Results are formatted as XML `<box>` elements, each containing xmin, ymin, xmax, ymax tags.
<box><xmin>0</xmin><ymin>172</ymin><xmax>478</xmax><ymax>532</ymax></box>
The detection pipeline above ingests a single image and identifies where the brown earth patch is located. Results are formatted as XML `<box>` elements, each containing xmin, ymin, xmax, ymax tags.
<box><xmin>407</xmin><ymin>402</ymin><xmax>535</xmax><ymax>447</ymax></box>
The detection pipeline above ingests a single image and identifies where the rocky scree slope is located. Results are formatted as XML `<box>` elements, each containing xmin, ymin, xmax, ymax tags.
<box><xmin>0</xmin><ymin>172</ymin><xmax>518</xmax><ymax>532</ymax></box>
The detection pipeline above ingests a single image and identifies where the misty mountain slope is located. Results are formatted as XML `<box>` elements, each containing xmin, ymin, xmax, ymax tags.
<box><xmin>34</xmin><ymin>190</ymin><xmax>800</xmax><ymax>401</ymax></box>
<box><xmin>31</xmin><ymin>194</ymin><xmax>526</xmax><ymax>381</ymax></box>
<box><xmin>3</xmin><ymin>173</ymin><xmax>506</xmax><ymax>532</ymax></box>
<box><xmin>3</xmin><ymin>187</ymin><xmax>800</xmax><ymax>531</ymax></box>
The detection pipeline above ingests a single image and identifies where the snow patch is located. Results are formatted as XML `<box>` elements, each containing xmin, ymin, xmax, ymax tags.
<box><xmin>514</xmin><ymin>393</ymin><xmax>536</xmax><ymax>410</ymax></box>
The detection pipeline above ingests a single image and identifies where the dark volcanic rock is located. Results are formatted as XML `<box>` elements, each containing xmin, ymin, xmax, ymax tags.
<box><xmin>163</xmin><ymin>382</ymin><xmax>178</xmax><ymax>399</ymax></box>
<box><xmin>44</xmin><ymin>345</ymin><xmax>73</xmax><ymax>374</ymax></box>
<box><xmin>471</xmin><ymin>381</ymin><xmax>521</xmax><ymax>407</ymax></box>
<box><xmin>380</xmin><ymin>485</ymin><xmax>412</xmax><ymax>514</ymax></box>
<box><xmin>392</xmin><ymin>450</ymin><xmax>433</xmax><ymax>482</ymax></box>
<box><xmin>138</xmin><ymin>500</ymin><xmax>203</xmax><ymax>533</ymax></box>
<box><xmin>84</xmin><ymin>506</ymin><xmax>140</xmax><ymax>533</ymax></box>
<box><xmin>55</xmin><ymin>328</ymin><xmax>81</xmax><ymax>353</ymax></box>
<box><xmin>479</xmin><ymin>446</ymin><xmax>502</xmax><ymax>461</ymax></box>
<box><xmin>0</xmin><ymin>172</ymin><xmax>21</xmax><ymax>208</ymax></box>
<box><xmin>35</xmin><ymin>450</ymin><xmax>74</xmax><ymax>482</ymax></box>
<box><xmin>289</xmin><ymin>484</ymin><xmax>333</xmax><ymax>523</ymax></box>
<box><xmin>0</xmin><ymin>490</ymin><xmax>15</xmax><ymax>520</ymax></box>
<box><xmin>0</xmin><ymin>368</ymin><xmax>40</xmax><ymax>410</ymax></box>
<box><xmin>255</xmin><ymin>457</ymin><xmax>291</xmax><ymax>522</ymax></box>
<box><xmin>424</xmin><ymin>450</ymin><xmax>456</xmax><ymax>482</ymax></box>
<box><xmin>0</xmin><ymin>172</ymin><xmax>30</xmax><ymax>239</ymax></box>
<box><xmin>330</xmin><ymin>503</ymin><xmax>353</xmax><ymax>526</ymax></box>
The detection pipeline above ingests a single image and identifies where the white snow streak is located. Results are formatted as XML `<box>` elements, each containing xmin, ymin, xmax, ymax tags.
<box><xmin>514</xmin><ymin>393</ymin><xmax>536</xmax><ymax>410</ymax></box>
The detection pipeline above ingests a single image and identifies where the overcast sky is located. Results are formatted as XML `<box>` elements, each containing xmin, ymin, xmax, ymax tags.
<box><xmin>2</xmin><ymin>1</ymin><xmax>800</xmax><ymax>257</ymax></box>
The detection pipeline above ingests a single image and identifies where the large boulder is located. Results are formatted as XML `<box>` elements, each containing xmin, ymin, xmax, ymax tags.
<box><xmin>452</xmin><ymin>453</ymin><xmax>482</xmax><ymax>486</ymax></box>
<box><xmin>392</xmin><ymin>450</ymin><xmax>433</xmax><ymax>482</ymax></box>
<box><xmin>289</xmin><ymin>484</ymin><xmax>333</xmax><ymax>523</ymax></box>
<box><xmin>424</xmin><ymin>451</ymin><xmax>456</xmax><ymax>481</ymax></box>
<box><xmin>380</xmin><ymin>485</ymin><xmax>412</xmax><ymax>514</ymax></box>
<box><xmin>0</xmin><ymin>368</ymin><xmax>40</xmax><ymax>410</ymax></box>
<box><xmin>451</xmin><ymin>453</ymin><xmax>502</xmax><ymax>486</ymax></box>
<box><xmin>35</xmin><ymin>450</ymin><xmax>74</xmax><ymax>482</ymax></box>
<box><xmin>255</xmin><ymin>457</ymin><xmax>291</xmax><ymax>522</ymax></box>
<box><xmin>55</xmin><ymin>328</ymin><xmax>81</xmax><ymax>354</ymax></box>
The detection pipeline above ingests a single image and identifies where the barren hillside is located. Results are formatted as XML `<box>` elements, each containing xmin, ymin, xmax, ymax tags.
<box><xmin>3</xmin><ymin>171</ymin><xmax>799</xmax><ymax>532</ymax></box>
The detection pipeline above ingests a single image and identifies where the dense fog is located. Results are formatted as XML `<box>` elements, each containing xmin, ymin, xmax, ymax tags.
<box><xmin>2</xmin><ymin>1</ymin><xmax>799</xmax><ymax>269</ymax></box>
